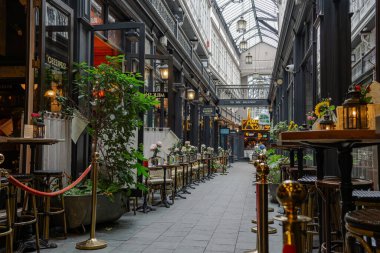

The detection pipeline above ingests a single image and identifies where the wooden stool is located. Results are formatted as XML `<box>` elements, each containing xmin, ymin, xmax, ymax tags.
<box><xmin>0</xmin><ymin>178</ymin><xmax>13</xmax><ymax>253</ymax></box>
<box><xmin>317</xmin><ymin>177</ymin><xmax>372</xmax><ymax>253</ymax></box>
<box><xmin>10</xmin><ymin>174</ymin><xmax>40</xmax><ymax>252</ymax></box>
<box><xmin>298</xmin><ymin>175</ymin><xmax>318</xmax><ymax>253</ymax></box>
<box><xmin>345</xmin><ymin>209</ymin><xmax>380</xmax><ymax>253</ymax></box>
<box><xmin>33</xmin><ymin>170</ymin><xmax>67</xmax><ymax>240</ymax></box>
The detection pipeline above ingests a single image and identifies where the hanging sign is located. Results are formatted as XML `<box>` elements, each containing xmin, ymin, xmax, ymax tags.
<box><xmin>202</xmin><ymin>106</ymin><xmax>215</xmax><ymax>117</ymax></box>
<box><xmin>220</xmin><ymin>128</ymin><xmax>230</xmax><ymax>135</ymax></box>
<box><xmin>259</xmin><ymin>113</ymin><xmax>270</xmax><ymax>125</ymax></box>
<box><xmin>145</xmin><ymin>92</ymin><xmax>168</xmax><ymax>98</ymax></box>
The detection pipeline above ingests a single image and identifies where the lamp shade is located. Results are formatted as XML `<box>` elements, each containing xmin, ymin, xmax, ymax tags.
<box><xmin>126</xmin><ymin>30</ymin><xmax>139</xmax><ymax>42</ymax></box>
<box><xmin>187</xmin><ymin>88</ymin><xmax>195</xmax><ymax>101</ymax></box>
<box><xmin>239</xmin><ymin>38</ymin><xmax>247</xmax><ymax>51</ymax></box>
<box><xmin>237</xmin><ymin>17</ymin><xmax>247</xmax><ymax>33</ymax></box>
<box><xmin>245</xmin><ymin>52</ymin><xmax>253</xmax><ymax>64</ymax></box>
<box><xmin>44</xmin><ymin>89</ymin><xmax>56</xmax><ymax>98</ymax></box>
<box><xmin>159</xmin><ymin>64</ymin><xmax>169</xmax><ymax>80</ymax></box>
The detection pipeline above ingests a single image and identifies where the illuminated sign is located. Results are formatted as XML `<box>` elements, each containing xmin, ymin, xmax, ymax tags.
<box><xmin>242</xmin><ymin>119</ymin><xmax>260</xmax><ymax>130</ymax></box>
<box><xmin>145</xmin><ymin>92</ymin><xmax>168</xmax><ymax>98</ymax></box>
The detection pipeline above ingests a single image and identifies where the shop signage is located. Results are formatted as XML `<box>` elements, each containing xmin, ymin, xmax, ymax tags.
<box><xmin>145</xmin><ymin>92</ymin><xmax>168</xmax><ymax>98</ymax></box>
<box><xmin>242</xmin><ymin>118</ymin><xmax>260</xmax><ymax>131</ymax></box>
<box><xmin>230</xmin><ymin>130</ymin><xmax>237</xmax><ymax>134</ymax></box>
<box><xmin>46</xmin><ymin>55</ymin><xmax>67</xmax><ymax>70</ymax></box>
<box><xmin>202</xmin><ymin>106</ymin><xmax>215</xmax><ymax>117</ymax></box>
<box><xmin>259</xmin><ymin>113</ymin><xmax>270</xmax><ymax>125</ymax></box>
<box><xmin>220</xmin><ymin>128</ymin><xmax>230</xmax><ymax>135</ymax></box>
<box><xmin>218</xmin><ymin>99</ymin><xmax>269</xmax><ymax>106</ymax></box>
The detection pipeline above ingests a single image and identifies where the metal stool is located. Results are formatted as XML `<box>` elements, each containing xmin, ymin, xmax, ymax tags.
<box><xmin>299</xmin><ymin>175</ymin><xmax>318</xmax><ymax>253</ymax></box>
<box><xmin>10</xmin><ymin>174</ymin><xmax>40</xmax><ymax>252</ymax></box>
<box><xmin>345</xmin><ymin>209</ymin><xmax>380</xmax><ymax>253</ymax></box>
<box><xmin>33</xmin><ymin>170</ymin><xmax>67</xmax><ymax>240</ymax></box>
<box><xmin>317</xmin><ymin>177</ymin><xmax>372</xmax><ymax>253</ymax></box>
<box><xmin>0</xmin><ymin>177</ymin><xmax>13</xmax><ymax>253</ymax></box>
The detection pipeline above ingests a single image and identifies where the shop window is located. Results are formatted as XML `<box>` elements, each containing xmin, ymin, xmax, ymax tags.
<box><xmin>107</xmin><ymin>11</ymin><xmax>122</xmax><ymax>50</ymax></box>
<box><xmin>90</xmin><ymin>0</ymin><xmax>104</xmax><ymax>25</ymax></box>
<box><xmin>43</xmin><ymin>1</ymin><xmax>72</xmax><ymax>112</ymax></box>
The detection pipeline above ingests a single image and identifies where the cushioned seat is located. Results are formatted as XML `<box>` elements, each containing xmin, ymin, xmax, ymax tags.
<box><xmin>352</xmin><ymin>190</ymin><xmax>380</xmax><ymax>203</ymax></box>
<box><xmin>298</xmin><ymin>175</ymin><xmax>317</xmax><ymax>185</ymax></box>
<box><xmin>345</xmin><ymin>209</ymin><xmax>380</xmax><ymax>233</ymax></box>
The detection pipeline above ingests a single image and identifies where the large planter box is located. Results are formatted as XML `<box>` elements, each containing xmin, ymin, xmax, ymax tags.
<box><xmin>64</xmin><ymin>191</ymin><xmax>127</xmax><ymax>229</ymax></box>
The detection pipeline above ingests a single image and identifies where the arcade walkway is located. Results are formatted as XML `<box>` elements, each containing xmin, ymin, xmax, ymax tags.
<box><xmin>43</xmin><ymin>162</ymin><xmax>282</xmax><ymax>253</ymax></box>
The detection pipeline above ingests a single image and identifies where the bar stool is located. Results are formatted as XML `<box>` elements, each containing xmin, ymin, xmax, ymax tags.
<box><xmin>352</xmin><ymin>190</ymin><xmax>380</xmax><ymax>208</ymax></box>
<box><xmin>0</xmin><ymin>177</ymin><xmax>13</xmax><ymax>253</ymax></box>
<box><xmin>298</xmin><ymin>175</ymin><xmax>318</xmax><ymax>253</ymax></box>
<box><xmin>316</xmin><ymin>177</ymin><xmax>372</xmax><ymax>253</ymax></box>
<box><xmin>33</xmin><ymin>170</ymin><xmax>67</xmax><ymax>240</ymax></box>
<box><xmin>10</xmin><ymin>174</ymin><xmax>40</xmax><ymax>252</ymax></box>
<box><xmin>288</xmin><ymin>167</ymin><xmax>317</xmax><ymax>180</ymax></box>
<box><xmin>345</xmin><ymin>209</ymin><xmax>380</xmax><ymax>253</ymax></box>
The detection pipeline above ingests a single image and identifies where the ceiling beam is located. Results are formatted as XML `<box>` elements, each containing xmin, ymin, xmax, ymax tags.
<box><xmin>257</xmin><ymin>19</ymin><xmax>278</xmax><ymax>35</ymax></box>
<box><xmin>226</xmin><ymin>8</ymin><xmax>254</xmax><ymax>27</ymax></box>
<box><xmin>250</xmin><ymin>0</ymin><xmax>262</xmax><ymax>42</ymax></box>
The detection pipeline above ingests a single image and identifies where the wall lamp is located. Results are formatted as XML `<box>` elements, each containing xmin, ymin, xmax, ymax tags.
<box><xmin>158</xmin><ymin>64</ymin><xmax>169</xmax><ymax>80</ymax></box>
<box><xmin>187</xmin><ymin>88</ymin><xmax>196</xmax><ymax>101</ymax></box>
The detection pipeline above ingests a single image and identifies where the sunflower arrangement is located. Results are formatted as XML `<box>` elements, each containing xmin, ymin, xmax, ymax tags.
<box><xmin>314</xmin><ymin>98</ymin><xmax>335</xmax><ymax>118</ymax></box>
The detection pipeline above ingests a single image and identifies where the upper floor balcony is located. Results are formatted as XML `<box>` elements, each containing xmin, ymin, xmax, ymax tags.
<box><xmin>352</xmin><ymin>47</ymin><xmax>375</xmax><ymax>82</ymax></box>
<box><xmin>351</xmin><ymin>0</ymin><xmax>375</xmax><ymax>36</ymax></box>
<box><xmin>146</xmin><ymin>0</ymin><xmax>216</xmax><ymax>93</ymax></box>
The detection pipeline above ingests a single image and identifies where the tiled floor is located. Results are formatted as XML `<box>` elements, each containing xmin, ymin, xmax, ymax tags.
<box><xmin>41</xmin><ymin>162</ymin><xmax>284</xmax><ymax>253</ymax></box>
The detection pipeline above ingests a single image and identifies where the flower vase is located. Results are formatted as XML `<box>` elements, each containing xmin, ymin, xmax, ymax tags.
<box><xmin>151</xmin><ymin>157</ymin><xmax>158</xmax><ymax>166</ymax></box>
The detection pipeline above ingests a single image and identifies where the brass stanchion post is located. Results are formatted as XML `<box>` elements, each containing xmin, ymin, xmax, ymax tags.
<box><xmin>274</xmin><ymin>180</ymin><xmax>311</xmax><ymax>253</ymax></box>
<box><xmin>246</xmin><ymin>156</ymin><xmax>274</xmax><ymax>253</ymax></box>
<box><xmin>76</xmin><ymin>140</ymin><xmax>107</xmax><ymax>250</ymax></box>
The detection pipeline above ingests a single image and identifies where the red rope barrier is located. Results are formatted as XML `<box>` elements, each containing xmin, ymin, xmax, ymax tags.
<box><xmin>7</xmin><ymin>165</ymin><xmax>92</xmax><ymax>197</ymax></box>
<box><xmin>283</xmin><ymin>244</ymin><xmax>296</xmax><ymax>253</ymax></box>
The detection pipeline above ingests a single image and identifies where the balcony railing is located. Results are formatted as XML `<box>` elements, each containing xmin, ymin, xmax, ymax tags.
<box><xmin>146</xmin><ymin>0</ymin><xmax>216</xmax><ymax>95</ymax></box>
<box><xmin>351</xmin><ymin>47</ymin><xmax>376</xmax><ymax>82</ymax></box>
<box><xmin>351</xmin><ymin>0</ymin><xmax>375</xmax><ymax>33</ymax></box>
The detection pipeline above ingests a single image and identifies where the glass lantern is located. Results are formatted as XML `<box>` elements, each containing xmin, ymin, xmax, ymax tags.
<box><xmin>342</xmin><ymin>90</ymin><xmax>368</xmax><ymax>129</ymax></box>
<box><xmin>239</xmin><ymin>38</ymin><xmax>247</xmax><ymax>51</ymax></box>
<box><xmin>236</xmin><ymin>17</ymin><xmax>247</xmax><ymax>33</ymax></box>
<box><xmin>319</xmin><ymin>114</ymin><xmax>335</xmax><ymax>130</ymax></box>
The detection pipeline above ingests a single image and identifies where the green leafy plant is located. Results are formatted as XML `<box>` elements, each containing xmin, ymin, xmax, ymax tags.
<box><xmin>59</xmin><ymin>55</ymin><xmax>158</xmax><ymax>195</ymax></box>
<box><xmin>270</xmin><ymin>121</ymin><xmax>288</xmax><ymax>142</ymax></box>
<box><xmin>266</xmin><ymin>149</ymin><xmax>289</xmax><ymax>184</ymax></box>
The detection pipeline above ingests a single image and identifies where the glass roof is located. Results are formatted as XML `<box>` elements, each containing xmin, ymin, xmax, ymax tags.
<box><xmin>216</xmin><ymin>0</ymin><xmax>279</xmax><ymax>51</ymax></box>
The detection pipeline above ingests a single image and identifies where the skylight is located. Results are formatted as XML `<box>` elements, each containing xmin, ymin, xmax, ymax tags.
<box><xmin>215</xmin><ymin>0</ymin><xmax>279</xmax><ymax>51</ymax></box>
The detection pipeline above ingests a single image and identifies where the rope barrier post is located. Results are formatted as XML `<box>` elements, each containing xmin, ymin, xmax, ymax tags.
<box><xmin>246</xmin><ymin>153</ymin><xmax>273</xmax><ymax>253</ymax></box>
<box><xmin>274</xmin><ymin>180</ymin><xmax>311</xmax><ymax>253</ymax></box>
<box><xmin>76</xmin><ymin>147</ymin><xmax>107</xmax><ymax>250</ymax></box>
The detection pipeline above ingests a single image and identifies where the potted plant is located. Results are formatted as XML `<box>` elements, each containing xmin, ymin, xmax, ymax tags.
<box><xmin>270</xmin><ymin>121</ymin><xmax>288</xmax><ymax>142</ymax></box>
<box><xmin>266</xmin><ymin>149</ymin><xmax>289</xmax><ymax>203</ymax></box>
<box><xmin>58</xmin><ymin>55</ymin><xmax>157</xmax><ymax>229</ymax></box>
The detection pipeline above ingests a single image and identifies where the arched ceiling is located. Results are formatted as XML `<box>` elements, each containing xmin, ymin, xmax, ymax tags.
<box><xmin>215</xmin><ymin>0</ymin><xmax>279</xmax><ymax>51</ymax></box>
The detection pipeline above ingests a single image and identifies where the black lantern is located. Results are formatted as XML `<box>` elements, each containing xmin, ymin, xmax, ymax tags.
<box><xmin>245</xmin><ymin>52</ymin><xmax>253</xmax><ymax>64</ymax></box>
<box><xmin>158</xmin><ymin>64</ymin><xmax>169</xmax><ymax>80</ymax></box>
<box><xmin>319</xmin><ymin>114</ymin><xmax>335</xmax><ymax>130</ymax></box>
<box><xmin>342</xmin><ymin>90</ymin><xmax>368</xmax><ymax>129</ymax></box>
